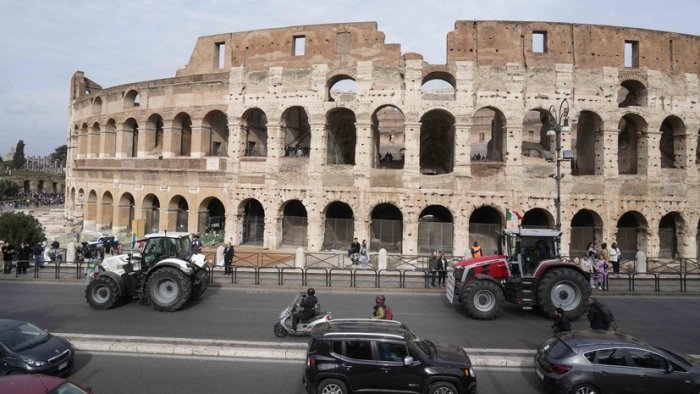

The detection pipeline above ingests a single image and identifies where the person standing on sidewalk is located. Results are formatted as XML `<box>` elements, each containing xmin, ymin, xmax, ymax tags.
<box><xmin>428</xmin><ymin>251</ymin><xmax>438</xmax><ymax>287</ymax></box>
<box><xmin>32</xmin><ymin>242</ymin><xmax>43</xmax><ymax>272</ymax></box>
<box><xmin>223</xmin><ymin>242</ymin><xmax>234</xmax><ymax>275</ymax></box>
<box><xmin>17</xmin><ymin>241</ymin><xmax>31</xmax><ymax>275</ymax></box>
<box><xmin>609</xmin><ymin>242</ymin><xmax>621</xmax><ymax>273</ymax></box>
<box><xmin>437</xmin><ymin>252</ymin><xmax>448</xmax><ymax>286</ymax></box>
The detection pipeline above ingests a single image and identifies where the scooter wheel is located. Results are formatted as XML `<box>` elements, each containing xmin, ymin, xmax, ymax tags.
<box><xmin>274</xmin><ymin>322</ymin><xmax>288</xmax><ymax>337</ymax></box>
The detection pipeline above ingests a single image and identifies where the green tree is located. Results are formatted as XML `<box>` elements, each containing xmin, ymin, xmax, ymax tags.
<box><xmin>50</xmin><ymin>145</ymin><xmax>67</xmax><ymax>166</ymax></box>
<box><xmin>0</xmin><ymin>179</ymin><xmax>20</xmax><ymax>198</ymax></box>
<box><xmin>12</xmin><ymin>140</ymin><xmax>26</xmax><ymax>169</ymax></box>
<box><xmin>0</xmin><ymin>211</ymin><xmax>45</xmax><ymax>246</ymax></box>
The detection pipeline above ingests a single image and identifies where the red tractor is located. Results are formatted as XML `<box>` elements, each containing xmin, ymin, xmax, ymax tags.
<box><xmin>446</xmin><ymin>228</ymin><xmax>591</xmax><ymax>320</ymax></box>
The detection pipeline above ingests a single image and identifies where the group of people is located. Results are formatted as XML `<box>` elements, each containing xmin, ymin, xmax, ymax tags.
<box><xmin>585</xmin><ymin>241</ymin><xmax>622</xmax><ymax>291</ymax></box>
<box><xmin>1</xmin><ymin>239</ymin><xmax>61</xmax><ymax>275</ymax></box>
<box><xmin>428</xmin><ymin>251</ymin><xmax>448</xmax><ymax>287</ymax></box>
<box><xmin>551</xmin><ymin>297</ymin><xmax>616</xmax><ymax>333</ymax></box>
<box><xmin>0</xmin><ymin>191</ymin><xmax>65</xmax><ymax>210</ymax></box>
<box><xmin>347</xmin><ymin>238</ymin><xmax>370</xmax><ymax>267</ymax></box>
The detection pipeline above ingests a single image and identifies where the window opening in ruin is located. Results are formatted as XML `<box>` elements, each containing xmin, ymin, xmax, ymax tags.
<box><xmin>617</xmin><ymin>80</ymin><xmax>648</xmax><ymax>107</ymax></box>
<box><xmin>570</xmin><ymin>210</ymin><xmax>602</xmax><ymax>257</ymax></box>
<box><xmin>328</xmin><ymin>76</ymin><xmax>358</xmax><ymax>101</ymax></box>
<box><xmin>471</xmin><ymin>107</ymin><xmax>505</xmax><ymax>165</ymax></box>
<box><xmin>326</xmin><ymin>108</ymin><xmax>356</xmax><ymax>165</ymax></box>
<box><xmin>124</xmin><ymin>90</ymin><xmax>140</xmax><ymax>107</ymax></box>
<box><xmin>370</xmin><ymin>203</ymin><xmax>403</xmax><ymax>253</ymax></box>
<box><xmin>532</xmin><ymin>31</ymin><xmax>547</xmax><ymax>53</ymax></box>
<box><xmin>616</xmin><ymin>211</ymin><xmax>648</xmax><ymax>260</ymax></box>
<box><xmin>169</xmin><ymin>197</ymin><xmax>189</xmax><ymax>232</ymax></box>
<box><xmin>92</xmin><ymin>97</ymin><xmax>102</xmax><ymax>115</ymax></box>
<box><xmin>617</xmin><ymin>115</ymin><xmax>644</xmax><ymax>175</ymax></box>
<box><xmin>282</xmin><ymin>106</ymin><xmax>311</xmax><ymax>158</ymax></box>
<box><xmin>282</xmin><ymin>200</ymin><xmax>308</xmax><ymax>247</ymax></box>
<box><xmin>417</xmin><ymin>205</ymin><xmax>454</xmax><ymax>255</ymax></box>
<box><xmin>522</xmin><ymin>208</ymin><xmax>553</xmax><ymax>229</ymax></box>
<box><xmin>421</xmin><ymin>72</ymin><xmax>456</xmax><ymax>101</ymax></box>
<box><xmin>293</xmin><ymin>35</ymin><xmax>305</xmax><ymax>56</ymax></box>
<box><xmin>573</xmin><ymin>111</ymin><xmax>601</xmax><ymax>176</ymax></box>
<box><xmin>143</xmin><ymin>195</ymin><xmax>160</xmax><ymax>234</ymax></box>
<box><xmin>204</xmin><ymin>110</ymin><xmax>229</xmax><ymax>156</ymax></box>
<box><xmin>242</xmin><ymin>199</ymin><xmax>265</xmax><ymax>245</ymax></box>
<box><xmin>323</xmin><ymin>201</ymin><xmax>354</xmax><ymax>251</ymax></box>
<box><xmin>243</xmin><ymin>109</ymin><xmax>268</xmax><ymax>157</ymax></box>
<box><xmin>624</xmin><ymin>41</ymin><xmax>639</xmax><ymax>68</ymax></box>
<box><xmin>420</xmin><ymin>110</ymin><xmax>455</xmax><ymax>175</ymax></box>
<box><xmin>469</xmin><ymin>206</ymin><xmax>503</xmax><ymax>254</ymax></box>
<box><xmin>372</xmin><ymin>105</ymin><xmax>405</xmax><ymax>169</ymax></box>
<box><xmin>658</xmin><ymin>213</ymin><xmax>680</xmax><ymax>258</ymax></box>
<box><xmin>198</xmin><ymin>198</ymin><xmax>225</xmax><ymax>235</ymax></box>
<box><xmin>175</xmin><ymin>114</ymin><xmax>192</xmax><ymax>156</ymax></box>
<box><xmin>215</xmin><ymin>42</ymin><xmax>225</xmax><ymax>69</ymax></box>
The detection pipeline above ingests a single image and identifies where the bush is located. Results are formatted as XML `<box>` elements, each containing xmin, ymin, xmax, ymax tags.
<box><xmin>0</xmin><ymin>211</ymin><xmax>45</xmax><ymax>246</ymax></box>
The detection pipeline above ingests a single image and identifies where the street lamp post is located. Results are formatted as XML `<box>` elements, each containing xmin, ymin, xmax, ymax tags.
<box><xmin>546</xmin><ymin>99</ymin><xmax>571</xmax><ymax>232</ymax></box>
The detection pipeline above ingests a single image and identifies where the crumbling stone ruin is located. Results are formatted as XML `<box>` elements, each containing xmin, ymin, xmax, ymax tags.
<box><xmin>66</xmin><ymin>21</ymin><xmax>699</xmax><ymax>259</ymax></box>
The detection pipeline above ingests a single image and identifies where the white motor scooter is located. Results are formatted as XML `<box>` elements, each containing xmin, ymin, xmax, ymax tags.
<box><xmin>273</xmin><ymin>292</ymin><xmax>332</xmax><ymax>337</ymax></box>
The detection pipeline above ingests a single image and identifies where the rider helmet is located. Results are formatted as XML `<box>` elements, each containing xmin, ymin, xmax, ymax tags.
<box><xmin>375</xmin><ymin>295</ymin><xmax>385</xmax><ymax>305</ymax></box>
<box><xmin>307</xmin><ymin>288</ymin><xmax>316</xmax><ymax>296</ymax></box>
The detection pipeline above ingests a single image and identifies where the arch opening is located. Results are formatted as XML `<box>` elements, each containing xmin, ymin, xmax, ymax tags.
<box><xmin>326</xmin><ymin>108</ymin><xmax>356</xmax><ymax>165</ymax></box>
<box><xmin>420</xmin><ymin>110</ymin><xmax>455</xmax><ymax>175</ymax></box>
<box><xmin>370</xmin><ymin>203</ymin><xmax>403</xmax><ymax>253</ymax></box>
<box><xmin>241</xmin><ymin>199</ymin><xmax>264</xmax><ymax>245</ymax></box>
<box><xmin>417</xmin><ymin>205</ymin><xmax>453</xmax><ymax>254</ymax></box>
<box><xmin>471</xmin><ymin>107</ymin><xmax>506</xmax><ymax>163</ymax></box>
<box><xmin>281</xmin><ymin>200</ymin><xmax>308</xmax><ymax>247</ymax></box>
<box><xmin>243</xmin><ymin>109</ymin><xmax>268</xmax><ymax>157</ymax></box>
<box><xmin>372</xmin><ymin>106</ymin><xmax>405</xmax><ymax>169</ymax></box>
<box><xmin>323</xmin><ymin>202</ymin><xmax>354</xmax><ymax>251</ymax></box>
<box><xmin>282</xmin><ymin>106</ymin><xmax>311</xmax><ymax>158</ymax></box>
<box><xmin>469</xmin><ymin>206</ymin><xmax>503</xmax><ymax>255</ymax></box>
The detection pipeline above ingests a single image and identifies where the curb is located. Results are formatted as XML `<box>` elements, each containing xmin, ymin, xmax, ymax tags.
<box><xmin>57</xmin><ymin>333</ymin><xmax>534</xmax><ymax>368</ymax></box>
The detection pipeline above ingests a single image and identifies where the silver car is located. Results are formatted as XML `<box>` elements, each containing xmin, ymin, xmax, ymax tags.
<box><xmin>534</xmin><ymin>330</ymin><xmax>700</xmax><ymax>394</ymax></box>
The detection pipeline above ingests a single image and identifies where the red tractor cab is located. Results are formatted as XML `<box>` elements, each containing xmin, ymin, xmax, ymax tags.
<box><xmin>446</xmin><ymin>228</ymin><xmax>591</xmax><ymax>320</ymax></box>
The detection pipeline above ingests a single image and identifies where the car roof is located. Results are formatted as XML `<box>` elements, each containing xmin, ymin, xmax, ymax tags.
<box><xmin>0</xmin><ymin>374</ymin><xmax>64</xmax><ymax>394</ymax></box>
<box><xmin>557</xmin><ymin>330</ymin><xmax>654</xmax><ymax>350</ymax></box>
<box><xmin>311</xmin><ymin>319</ymin><xmax>409</xmax><ymax>341</ymax></box>
<box><xmin>144</xmin><ymin>232</ymin><xmax>191</xmax><ymax>239</ymax></box>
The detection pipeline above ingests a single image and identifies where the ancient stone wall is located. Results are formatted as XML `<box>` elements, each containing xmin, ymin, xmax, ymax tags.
<box><xmin>66</xmin><ymin>21</ymin><xmax>700</xmax><ymax>259</ymax></box>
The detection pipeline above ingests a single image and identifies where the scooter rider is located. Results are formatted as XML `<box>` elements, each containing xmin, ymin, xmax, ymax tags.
<box><xmin>292</xmin><ymin>288</ymin><xmax>318</xmax><ymax>331</ymax></box>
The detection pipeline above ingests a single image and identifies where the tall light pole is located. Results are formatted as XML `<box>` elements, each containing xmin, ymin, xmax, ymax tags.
<box><xmin>546</xmin><ymin>99</ymin><xmax>571</xmax><ymax>232</ymax></box>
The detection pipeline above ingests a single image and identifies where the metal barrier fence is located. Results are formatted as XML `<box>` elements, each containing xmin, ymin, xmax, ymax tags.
<box><xmin>3</xmin><ymin>253</ymin><xmax>700</xmax><ymax>293</ymax></box>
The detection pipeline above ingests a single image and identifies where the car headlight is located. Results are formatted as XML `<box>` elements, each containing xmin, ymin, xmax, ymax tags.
<box><xmin>463</xmin><ymin>367</ymin><xmax>475</xmax><ymax>377</ymax></box>
<box><xmin>24</xmin><ymin>358</ymin><xmax>47</xmax><ymax>367</ymax></box>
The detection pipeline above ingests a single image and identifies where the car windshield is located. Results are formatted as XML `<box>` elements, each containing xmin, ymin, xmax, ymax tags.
<box><xmin>49</xmin><ymin>381</ymin><xmax>90</xmax><ymax>394</ymax></box>
<box><xmin>0</xmin><ymin>322</ymin><xmax>50</xmax><ymax>352</ymax></box>
<box><xmin>405</xmin><ymin>328</ymin><xmax>434</xmax><ymax>358</ymax></box>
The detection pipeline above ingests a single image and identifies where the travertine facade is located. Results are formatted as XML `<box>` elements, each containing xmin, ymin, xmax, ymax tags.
<box><xmin>66</xmin><ymin>21</ymin><xmax>700</xmax><ymax>258</ymax></box>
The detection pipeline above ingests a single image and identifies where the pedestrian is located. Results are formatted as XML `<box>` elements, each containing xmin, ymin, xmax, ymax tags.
<box><xmin>347</xmin><ymin>237</ymin><xmax>360</xmax><ymax>265</ymax></box>
<box><xmin>223</xmin><ymin>241</ymin><xmax>234</xmax><ymax>275</ymax></box>
<box><xmin>594</xmin><ymin>253</ymin><xmax>609</xmax><ymax>290</ymax></box>
<box><xmin>587</xmin><ymin>297</ymin><xmax>611</xmax><ymax>330</ymax></box>
<box><xmin>551</xmin><ymin>307</ymin><xmax>572</xmax><ymax>333</ymax></box>
<box><xmin>371</xmin><ymin>295</ymin><xmax>392</xmax><ymax>320</ymax></box>
<box><xmin>32</xmin><ymin>242</ymin><xmax>43</xmax><ymax>272</ymax></box>
<box><xmin>2</xmin><ymin>241</ymin><xmax>14</xmax><ymax>274</ymax></box>
<box><xmin>17</xmin><ymin>241</ymin><xmax>31</xmax><ymax>275</ymax></box>
<box><xmin>585</xmin><ymin>242</ymin><xmax>597</xmax><ymax>289</ymax></box>
<box><xmin>428</xmin><ymin>251</ymin><xmax>438</xmax><ymax>287</ymax></box>
<box><xmin>437</xmin><ymin>252</ymin><xmax>448</xmax><ymax>286</ymax></box>
<box><xmin>471</xmin><ymin>241</ymin><xmax>482</xmax><ymax>258</ymax></box>
<box><xmin>359</xmin><ymin>240</ymin><xmax>369</xmax><ymax>267</ymax></box>
<box><xmin>192</xmin><ymin>234</ymin><xmax>203</xmax><ymax>254</ymax></box>
<box><xmin>609</xmin><ymin>242</ymin><xmax>621</xmax><ymax>273</ymax></box>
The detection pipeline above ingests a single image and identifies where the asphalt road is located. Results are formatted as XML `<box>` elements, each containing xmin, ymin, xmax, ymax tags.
<box><xmin>71</xmin><ymin>352</ymin><xmax>543</xmax><ymax>394</ymax></box>
<box><xmin>0</xmin><ymin>282</ymin><xmax>698</xmax><ymax>355</ymax></box>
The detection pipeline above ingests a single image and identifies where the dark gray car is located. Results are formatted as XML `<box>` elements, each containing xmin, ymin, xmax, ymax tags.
<box><xmin>0</xmin><ymin>319</ymin><xmax>74</xmax><ymax>376</ymax></box>
<box><xmin>535</xmin><ymin>330</ymin><xmax>700</xmax><ymax>394</ymax></box>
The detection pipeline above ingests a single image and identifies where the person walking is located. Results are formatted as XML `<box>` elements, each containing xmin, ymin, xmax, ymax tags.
<box><xmin>437</xmin><ymin>252</ymin><xmax>448</xmax><ymax>286</ymax></box>
<box><xmin>17</xmin><ymin>241</ymin><xmax>31</xmax><ymax>275</ymax></box>
<box><xmin>470</xmin><ymin>241</ymin><xmax>482</xmax><ymax>258</ymax></box>
<box><xmin>609</xmin><ymin>242</ymin><xmax>621</xmax><ymax>273</ymax></box>
<box><xmin>428</xmin><ymin>251</ymin><xmax>438</xmax><ymax>287</ymax></box>
<box><xmin>223</xmin><ymin>242</ymin><xmax>234</xmax><ymax>275</ymax></box>
<box><xmin>595</xmin><ymin>253</ymin><xmax>610</xmax><ymax>290</ymax></box>
<box><xmin>371</xmin><ymin>295</ymin><xmax>392</xmax><ymax>320</ymax></box>
<box><xmin>587</xmin><ymin>297</ymin><xmax>611</xmax><ymax>330</ymax></box>
<box><xmin>585</xmin><ymin>241</ymin><xmax>597</xmax><ymax>289</ymax></box>
<box><xmin>551</xmin><ymin>307</ymin><xmax>572</xmax><ymax>333</ymax></box>
<box><xmin>32</xmin><ymin>242</ymin><xmax>43</xmax><ymax>272</ymax></box>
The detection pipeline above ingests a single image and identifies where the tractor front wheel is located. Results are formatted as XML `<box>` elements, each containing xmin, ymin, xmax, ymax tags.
<box><xmin>85</xmin><ymin>276</ymin><xmax>121</xmax><ymax>310</ymax></box>
<box><xmin>462</xmin><ymin>280</ymin><xmax>504</xmax><ymax>320</ymax></box>
<box><xmin>537</xmin><ymin>268</ymin><xmax>590</xmax><ymax>319</ymax></box>
<box><xmin>146</xmin><ymin>267</ymin><xmax>192</xmax><ymax>312</ymax></box>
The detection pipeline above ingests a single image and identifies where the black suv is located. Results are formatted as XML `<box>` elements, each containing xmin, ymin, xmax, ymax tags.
<box><xmin>303</xmin><ymin>319</ymin><xmax>476</xmax><ymax>394</ymax></box>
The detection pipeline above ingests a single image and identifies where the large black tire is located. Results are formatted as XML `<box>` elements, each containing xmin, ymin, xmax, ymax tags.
<box><xmin>570</xmin><ymin>382</ymin><xmax>600</xmax><ymax>394</ymax></box>
<box><xmin>462</xmin><ymin>280</ymin><xmax>504</xmax><ymax>320</ymax></box>
<box><xmin>190</xmin><ymin>269</ymin><xmax>209</xmax><ymax>300</ymax></box>
<box><xmin>85</xmin><ymin>276</ymin><xmax>121</xmax><ymax>310</ymax></box>
<box><xmin>273</xmin><ymin>322</ymin><xmax>288</xmax><ymax>338</ymax></box>
<box><xmin>537</xmin><ymin>268</ymin><xmax>591</xmax><ymax>319</ymax></box>
<box><xmin>146</xmin><ymin>267</ymin><xmax>192</xmax><ymax>312</ymax></box>
<box><xmin>317</xmin><ymin>378</ymin><xmax>347</xmax><ymax>394</ymax></box>
<box><xmin>429</xmin><ymin>381</ymin><xmax>458</xmax><ymax>394</ymax></box>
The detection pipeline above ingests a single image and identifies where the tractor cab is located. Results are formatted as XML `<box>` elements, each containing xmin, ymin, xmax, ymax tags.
<box><xmin>502</xmin><ymin>228</ymin><xmax>561</xmax><ymax>278</ymax></box>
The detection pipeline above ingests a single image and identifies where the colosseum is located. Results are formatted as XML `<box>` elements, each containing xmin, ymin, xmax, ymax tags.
<box><xmin>65</xmin><ymin>20</ymin><xmax>699</xmax><ymax>260</ymax></box>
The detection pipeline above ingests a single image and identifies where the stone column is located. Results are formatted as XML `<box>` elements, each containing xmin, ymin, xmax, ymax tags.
<box><xmin>453</xmin><ymin>118</ymin><xmax>472</xmax><ymax>178</ymax></box>
<box><xmin>354</xmin><ymin>118</ymin><xmax>372</xmax><ymax>187</ymax></box>
<box><xmin>453</xmin><ymin>206</ymin><xmax>470</xmax><ymax>258</ymax></box>
<box><xmin>307</xmin><ymin>120</ymin><xmax>327</xmax><ymax>186</ymax></box>
<box><xmin>114</xmin><ymin>127</ymin><xmax>130</xmax><ymax>158</ymax></box>
<box><xmin>306</xmin><ymin>207</ymin><xmax>323</xmax><ymax>252</ymax></box>
<box><xmin>77</xmin><ymin>131</ymin><xmax>87</xmax><ymax>159</ymax></box>
<box><xmin>99</xmin><ymin>128</ymin><xmax>116</xmax><ymax>158</ymax></box>
<box><xmin>265</xmin><ymin>121</ymin><xmax>282</xmax><ymax>179</ymax></box>
<box><xmin>642</xmin><ymin>130</ymin><xmax>661</xmax><ymax>178</ymax></box>
<box><xmin>190</xmin><ymin>119</ymin><xmax>208</xmax><ymax>158</ymax></box>
<box><xmin>402</xmin><ymin>120</ymin><xmax>421</xmax><ymax>182</ymax></box>
<box><xmin>139</xmin><ymin>124</ymin><xmax>156</xmax><ymax>158</ymax></box>
<box><xmin>403</xmin><ymin>220</ymin><xmax>418</xmax><ymax>255</ymax></box>
<box><xmin>598</xmin><ymin>127</ymin><xmax>619</xmax><ymax>175</ymax></box>
<box><xmin>504</xmin><ymin>124</ymin><xmax>523</xmax><ymax>177</ymax></box>
<box><xmin>161</xmin><ymin>119</ymin><xmax>179</xmax><ymax>158</ymax></box>
<box><xmin>87</xmin><ymin>127</ymin><xmax>99</xmax><ymax>158</ymax></box>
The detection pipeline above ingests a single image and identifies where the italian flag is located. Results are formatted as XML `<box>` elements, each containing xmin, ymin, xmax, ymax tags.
<box><xmin>506</xmin><ymin>208</ymin><xmax>523</xmax><ymax>221</ymax></box>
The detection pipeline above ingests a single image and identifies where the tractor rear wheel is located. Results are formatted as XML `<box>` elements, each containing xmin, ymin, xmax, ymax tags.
<box><xmin>537</xmin><ymin>268</ymin><xmax>590</xmax><ymax>319</ymax></box>
<box><xmin>86</xmin><ymin>276</ymin><xmax>121</xmax><ymax>310</ymax></box>
<box><xmin>462</xmin><ymin>280</ymin><xmax>504</xmax><ymax>320</ymax></box>
<box><xmin>190</xmin><ymin>269</ymin><xmax>209</xmax><ymax>300</ymax></box>
<box><xmin>147</xmin><ymin>267</ymin><xmax>192</xmax><ymax>312</ymax></box>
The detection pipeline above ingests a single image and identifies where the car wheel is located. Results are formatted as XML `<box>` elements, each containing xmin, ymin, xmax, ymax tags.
<box><xmin>85</xmin><ymin>276</ymin><xmax>120</xmax><ymax>309</ymax></box>
<box><xmin>462</xmin><ymin>280</ymin><xmax>504</xmax><ymax>320</ymax></box>
<box><xmin>273</xmin><ymin>322</ymin><xmax>288</xmax><ymax>337</ymax></box>
<box><xmin>190</xmin><ymin>269</ymin><xmax>209</xmax><ymax>300</ymax></box>
<box><xmin>570</xmin><ymin>383</ymin><xmax>600</xmax><ymax>394</ymax></box>
<box><xmin>537</xmin><ymin>268</ymin><xmax>591</xmax><ymax>319</ymax></box>
<box><xmin>146</xmin><ymin>267</ymin><xmax>192</xmax><ymax>312</ymax></box>
<box><xmin>429</xmin><ymin>381</ymin><xmax>458</xmax><ymax>394</ymax></box>
<box><xmin>318</xmin><ymin>378</ymin><xmax>347</xmax><ymax>394</ymax></box>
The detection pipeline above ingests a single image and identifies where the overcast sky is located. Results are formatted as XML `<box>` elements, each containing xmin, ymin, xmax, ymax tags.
<box><xmin>0</xmin><ymin>0</ymin><xmax>697</xmax><ymax>156</ymax></box>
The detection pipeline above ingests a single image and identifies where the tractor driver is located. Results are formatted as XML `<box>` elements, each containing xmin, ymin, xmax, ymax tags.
<box><xmin>292</xmin><ymin>288</ymin><xmax>318</xmax><ymax>331</ymax></box>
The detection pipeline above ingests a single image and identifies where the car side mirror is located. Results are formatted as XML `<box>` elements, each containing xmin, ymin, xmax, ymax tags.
<box><xmin>403</xmin><ymin>356</ymin><xmax>414</xmax><ymax>366</ymax></box>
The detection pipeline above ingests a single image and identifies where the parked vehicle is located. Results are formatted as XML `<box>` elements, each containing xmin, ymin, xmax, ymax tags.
<box><xmin>446</xmin><ymin>228</ymin><xmax>591</xmax><ymax>320</ymax></box>
<box><xmin>535</xmin><ymin>330</ymin><xmax>700</xmax><ymax>394</ymax></box>
<box><xmin>303</xmin><ymin>318</ymin><xmax>476</xmax><ymax>394</ymax></box>
<box><xmin>274</xmin><ymin>292</ymin><xmax>331</xmax><ymax>337</ymax></box>
<box><xmin>0</xmin><ymin>374</ymin><xmax>91</xmax><ymax>394</ymax></box>
<box><xmin>85</xmin><ymin>232</ymin><xmax>209</xmax><ymax>312</ymax></box>
<box><xmin>0</xmin><ymin>319</ymin><xmax>74</xmax><ymax>376</ymax></box>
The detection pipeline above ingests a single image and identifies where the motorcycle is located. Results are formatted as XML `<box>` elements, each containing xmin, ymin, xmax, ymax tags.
<box><xmin>273</xmin><ymin>292</ymin><xmax>332</xmax><ymax>337</ymax></box>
